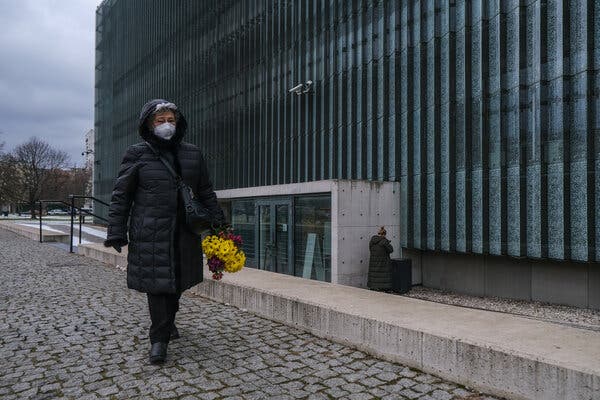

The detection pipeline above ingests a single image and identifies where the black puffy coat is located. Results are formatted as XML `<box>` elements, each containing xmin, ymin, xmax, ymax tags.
<box><xmin>367</xmin><ymin>235</ymin><xmax>394</xmax><ymax>290</ymax></box>
<box><xmin>105</xmin><ymin>99</ymin><xmax>224</xmax><ymax>294</ymax></box>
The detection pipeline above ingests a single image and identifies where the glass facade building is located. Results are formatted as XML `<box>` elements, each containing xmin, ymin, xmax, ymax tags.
<box><xmin>95</xmin><ymin>0</ymin><xmax>600</xmax><ymax>272</ymax></box>
<box><xmin>223</xmin><ymin>194</ymin><xmax>331</xmax><ymax>279</ymax></box>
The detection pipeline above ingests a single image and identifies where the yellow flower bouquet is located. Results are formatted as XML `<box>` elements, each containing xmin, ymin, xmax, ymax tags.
<box><xmin>201</xmin><ymin>228</ymin><xmax>246</xmax><ymax>280</ymax></box>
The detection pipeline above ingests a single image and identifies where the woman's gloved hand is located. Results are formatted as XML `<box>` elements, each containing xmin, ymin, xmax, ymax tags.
<box><xmin>214</xmin><ymin>214</ymin><xmax>228</xmax><ymax>230</ymax></box>
<box><xmin>103</xmin><ymin>238</ymin><xmax>128</xmax><ymax>253</ymax></box>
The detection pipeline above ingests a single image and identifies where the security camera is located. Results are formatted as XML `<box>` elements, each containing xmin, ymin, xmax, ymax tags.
<box><xmin>303</xmin><ymin>80</ymin><xmax>313</xmax><ymax>93</ymax></box>
<box><xmin>288</xmin><ymin>83</ymin><xmax>304</xmax><ymax>94</ymax></box>
<box><xmin>288</xmin><ymin>80</ymin><xmax>314</xmax><ymax>95</ymax></box>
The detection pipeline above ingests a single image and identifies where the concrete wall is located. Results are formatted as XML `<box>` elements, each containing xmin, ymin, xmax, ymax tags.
<box><xmin>332</xmin><ymin>180</ymin><xmax>400</xmax><ymax>287</ymax></box>
<box><xmin>404</xmin><ymin>248</ymin><xmax>600</xmax><ymax>309</ymax></box>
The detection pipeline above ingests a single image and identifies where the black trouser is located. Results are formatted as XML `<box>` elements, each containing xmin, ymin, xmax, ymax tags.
<box><xmin>147</xmin><ymin>293</ymin><xmax>181</xmax><ymax>344</ymax></box>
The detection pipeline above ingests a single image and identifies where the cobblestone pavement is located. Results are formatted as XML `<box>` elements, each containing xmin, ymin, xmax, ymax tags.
<box><xmin>0</xmin><ymin>229</ymin><xmax>500</xmax><ymax>400</ymax></box>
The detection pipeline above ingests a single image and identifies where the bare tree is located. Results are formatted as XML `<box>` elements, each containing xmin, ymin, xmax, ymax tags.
<box><xmin>42</xmin><ymin>167</ymin><xmax>91</xmax><ymax>208</ymax></box>
<box><xmin>0</xmin><ymin>141</ymin><xmax>23</xmax><ymax>213</ymax></box>
<box><xmin>66</xmin><ymin>167</ymin><xmax>92</xmax><ymax>204</ymax></box>
<box><xmin>14</xmin><ymin>137</ymin><xmax>69</xmax><ymax>218</ymax></box>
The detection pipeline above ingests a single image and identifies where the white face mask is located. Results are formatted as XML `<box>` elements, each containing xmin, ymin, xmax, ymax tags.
<box><xmin>153</xmin><ymin>122</ymin><xmax>176</xmax><ymax>140</ymax></box>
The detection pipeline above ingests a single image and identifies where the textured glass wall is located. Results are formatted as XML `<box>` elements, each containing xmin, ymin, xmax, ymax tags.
<box><xmin>95</xmin><ymin>0</ymin><xmax>600</xmax><ymax>262</ymax></box>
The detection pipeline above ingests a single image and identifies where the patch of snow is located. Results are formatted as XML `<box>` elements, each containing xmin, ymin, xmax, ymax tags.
<box><xmin>16</xmin><ymin>223</ymin><xmax>64</xmax><ymax>234</ymax></box>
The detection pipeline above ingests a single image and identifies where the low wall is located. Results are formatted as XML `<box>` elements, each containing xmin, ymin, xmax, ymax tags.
<box><xmin>77</xmin><ymin>242</ymin><xmax>127</xmax><ymax>271</ymax></box>
<box><xmin>0</xmin><ymin>220</ymin><xmax>70</xmax><ymax>243</ymax></box>
<box><xmin>405</xmin><ymin>248</ymin><xmax>600</xmax><ymax>310</ymax></box>
<box><xmin>190</xmin><ymin>268</ymin><xmax>600</xmax><ymax>400</ymax></box>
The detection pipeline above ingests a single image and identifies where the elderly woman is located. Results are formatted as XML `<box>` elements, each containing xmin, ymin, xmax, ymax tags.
<box><xmin>104</xmin><ymin>99</ymin><xmax>225</xmax><ymax>364</ymax></box>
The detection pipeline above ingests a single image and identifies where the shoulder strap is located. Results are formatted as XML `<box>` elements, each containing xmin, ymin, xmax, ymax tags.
<box><xmin>144</xmin><ymin>141</ymin><xmax>182</xmax><ymax>183</ymax></box>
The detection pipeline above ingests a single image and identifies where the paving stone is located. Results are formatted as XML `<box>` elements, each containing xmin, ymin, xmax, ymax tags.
<box><xmin>376</xmin><ymin>371</ymin><xmax>400</xmax><ymax>381</ymax></box>
<box><xmin>398</xmin><ymin>377</ymin><xmax>416</xmax><ymax>388</ymax></box>
<box><xmin>280</xmin><ymin>381</ymin><xmax>304</xmax><ymax>390</ymax></box>
<box><xmin>381</xmin><ymin>383</ymin><xmax>405</xmax><ymax>393</ymax></box>
<box><xmin>220</xmin><ymin>386</ymin><xmax>244</xmax><ymax>396</ymax></box>
<box><xmin>400</xmin><ymin>368</ymin><xmax>419</xmax><ymax>378</ymax></box>
<box><xmin>323</xmin><ymin>377</ymin><xmax>348</xmax><ymax>388</ymax></box>
<box><xmin>381</xmin><ymin>394</ymin><xmax>407</xmax><ymax>400</ymax></box>
<box><xmin>342</xmin><ymin>382</ymin><xmax>367</xmax><ymax>393</ymax></box>
<box><xmin>0</xmin><ymin>229</ymin><xmax>499</xmax><ymax>400</ymax></box>
<box><xmin>399</xmin><ymin>388</ymin><xmax>421</xmax><ymax>399</ymax></box>
<box><xmin>347</xmin><ymin>393</ymin><xmax>375</xmax><ymax>400</ymax></box>
<box><xmin>307</xmin><ymin>394</ymin><xmax>329</xmax><ymax>400</ymax></box>
<box><xmin>332</xmin><ymin>365</ymin><xmax>355</xmax><ymax>374</ymax></box>
<box><xmin>431</xmin><ymin>389</ymin><xmax>454</xmax><ymax>400</ymax></box>
<box><xmin>288</xmin><ymin>389</ymin><xmax>310</xmax><ymax>398</ymax></box>
<box><xmin>312</xmin><ymin>369</ymin><xmax>338</xmax><ymax>380</ymax></box>
<box><xmin>262</xmin><ymin>384</ymin><xmax>285</xmax><ymax>395</ymax></box>
<box><xmin>339</xmin><ymin>372</ymin><xmax>363</xmax><ymax>383</ymax></box>
<box><xmin>413</xmin><ymin>383</ymin><xmax>434</xmax><ymax>393</ymax></box>
<box><xmin>96</xmin><ymin>385</ymin><xmax>119</xmax><ymax>396</ymax></box>
<box><xmin>155</xmin><ymin>390</ymin><xmax>178</xmax><ymax>399</ymax></box>
<box><xmin>172</xmin><ymin>385</ymin><xmax>197</xmax><ymax>395</ymax></box>
<box><xmin>369</xmin><ymin>387</ymin><xmax>389</xmax><ymax>397</ymax></box>
<box><xmin>240</xmin><ymin>392</ymin><xmax>269</xmax><ymax>400</ymax></box>
<box><xmin>361</xmin><ymin>376</ymin><xmax>385</xmax><ymax>387</ymax></box>
<box><xmin>324</xmin><ymin>387</ymin><xmax>350</xmax><ymax>398</ymax></box>
<box><xmin>78</xmin><ymin>395</ymin><xmax>100</xmax><ymax>400</ymax></box>
<box><xmin>40</xmin><ymin>383</ymin><xmax>61</xmax><ymax>393</ymax></box>
<box><xmin>17</xmin><ymin>387</ymin><xmax>40</xmax><ymax>398</ymax></box>
<box><xmin>303</xmin><ymin>383</ymin><xmax>325</xmax><ymax>393</ymax></box>
<box><xmin>11</xmin><ymin>382</ymin><xmax>30</xmax><ymax>393</ymax></box>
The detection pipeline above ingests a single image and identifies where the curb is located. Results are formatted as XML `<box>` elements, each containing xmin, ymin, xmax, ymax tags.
<box><xmin>191</xmin><ymin>274</ymin><xmax>599</xmax><ymax>400</ymax></box>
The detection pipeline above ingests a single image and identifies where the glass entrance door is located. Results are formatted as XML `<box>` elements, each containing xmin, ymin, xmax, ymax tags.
<box><xmin>258</xmin><ymin>204</ymin><xmax>272</xmax><ymax>271</ymax></box>
<box><xmin>256</xmin><ymin>199</ymin><xmax>292</xmax><ymax>275</ymax></box>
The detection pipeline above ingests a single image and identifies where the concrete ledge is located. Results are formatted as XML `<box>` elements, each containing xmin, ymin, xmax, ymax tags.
<box><xmin>191</xmin><ymin>269</ymin><xmax>600</xmax><ymax>400</ymax></box>
<box><xmin>0</xmin><ymin>220</ymin><xmax>70</xmax><ymax>243</ymax></box>
<box><xmin>77</xmin><ymin>243</ymin><xmax>600</xmax><ymax>400</ymax></box>
<box><xmin>77</xmin><ymin>242</ymin><xmax>127</xmax><ymax>271</ymax></box>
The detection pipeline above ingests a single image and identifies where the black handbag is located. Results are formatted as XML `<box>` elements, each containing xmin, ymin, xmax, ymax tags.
<box><xmin>145</xmin><ymin>142</ymin><xmax>215</xmax><ymax>235</ymax></box>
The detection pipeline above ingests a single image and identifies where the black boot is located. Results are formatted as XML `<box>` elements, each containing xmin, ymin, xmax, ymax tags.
<box><xmin>171</xmin><ymin>325</ymin><xmax>180</xmax><ymax>340</ymax></box>
<box><xmin>149</xmin><ymin>342</ymin><xmax>168</xmax><ymax>364</ymax></box>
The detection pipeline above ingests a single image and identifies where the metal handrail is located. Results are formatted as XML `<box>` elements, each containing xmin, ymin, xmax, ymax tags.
<box><xmin>38</xmin><ymin>200</ymin><xmax>72</xmax><ymax>244</ymax></box>
<box><xmin>38</xmin><ymin>195</ymin><xmax>110</xmax><ymax>253</ymax></box>
<box><xmin>69</xmin><ymin>195</ymin><xmax>109</xmax><ymax>207</ymax></box>
<box><xmin>68</xmin><ymin>195</ymin><xmax>109</xmax><ymax>253</ymax></box>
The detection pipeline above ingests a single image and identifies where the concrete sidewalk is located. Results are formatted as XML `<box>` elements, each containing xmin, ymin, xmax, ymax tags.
<box><xmin>77</xmin><ymin>242</ymin><xmax>600</xmax><ymax>400</ymax></box>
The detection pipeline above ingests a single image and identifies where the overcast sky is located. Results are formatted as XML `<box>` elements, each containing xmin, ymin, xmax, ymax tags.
<box><xmin>0</xmin><ymin>0</ymin><xmax>102</xmax><ymax>167</ymax></box>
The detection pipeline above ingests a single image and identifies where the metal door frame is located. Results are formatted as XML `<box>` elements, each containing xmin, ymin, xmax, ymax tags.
<box><xmin>255</xmin><ymin>197</ymin><xmax>294</xmax><ymax>275</ymax></box>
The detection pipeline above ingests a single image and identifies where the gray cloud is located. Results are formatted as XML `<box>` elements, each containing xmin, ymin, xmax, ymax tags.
<box><xmin>0</xmin><ymin>0</ymin><xmax>101</xmax><ymax>166</ymax></box>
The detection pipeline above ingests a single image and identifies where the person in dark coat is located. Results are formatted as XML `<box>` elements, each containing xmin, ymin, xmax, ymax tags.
<box><xmin>367</xmin><ymin>226</ymin><xmax>394</xmax><ymax>291</ymax></box>
<box><xmin>104</xmin><ymin>99</ymin><xmax>225</xmax><ymax>364</ymax></box>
